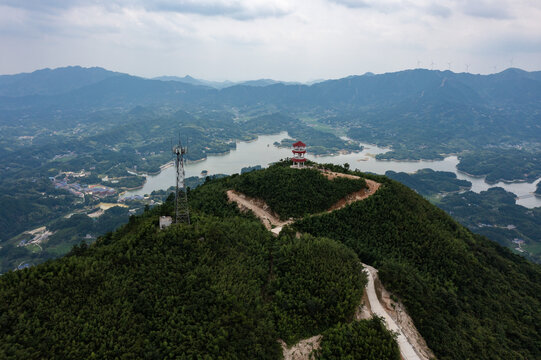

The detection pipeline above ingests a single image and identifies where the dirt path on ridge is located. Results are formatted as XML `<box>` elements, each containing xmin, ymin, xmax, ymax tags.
<box><xmin>326</xmin><ymin>178</ymin><xmax>380</xmax><ymax>212</ymax></box>
<box><xmin>227</xmin><ymin>170</ymin><xmax>381</xmax><ymax>232</ymax></box>
<box><xmin>227</xmin><ymin>176</ymin><xmax>380</xmax><ymax>235</ymax></box>
<box><xmin>226</xmin><ymin>190</ymin><xmax>293</xmax><ymax>235</ymax></box>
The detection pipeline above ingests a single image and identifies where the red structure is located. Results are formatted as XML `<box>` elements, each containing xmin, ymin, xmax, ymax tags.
<box><xmin>292</xmin><ymin>140</ymin><xmax>307</xmax><ymax>167</ymax></box>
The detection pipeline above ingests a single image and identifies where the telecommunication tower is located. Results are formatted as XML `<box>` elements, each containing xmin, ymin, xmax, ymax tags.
<box><xmin>172</xmin><ymin>140</ymin><xmax>190</xmax><ymax>224</ymax></box>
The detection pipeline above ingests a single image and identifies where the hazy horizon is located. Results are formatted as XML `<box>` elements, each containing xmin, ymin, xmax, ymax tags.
<box><xmin>2</xmin><ymin>64</ymin><xmax>539</xmax><ymax>84</ymax></box>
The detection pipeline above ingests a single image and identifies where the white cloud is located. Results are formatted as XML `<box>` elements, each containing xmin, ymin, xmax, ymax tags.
<box><xmin>1</xmin><ymin>0</ymin><xmax>540</xmax><ymax>80</ymax></box>
<box><xmin>0</xmin><ymin>0</ymin><xmax>292</xmax><ymax>20</ymax></box>
<box><xmin>458</xmin><ymin>0</ymin><xmax>513</xmax><ymax>19</ymax></box>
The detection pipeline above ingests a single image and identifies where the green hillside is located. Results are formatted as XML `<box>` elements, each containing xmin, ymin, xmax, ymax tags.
<box><xmin>0</xmin><ymin>167</ymin><xmax>380</xmax><ymax>359</ymax></box>
<box><xmin>315</xmin><ymin>318</ymin><xmax>401</xmax><ymax>360</ymax></box>
<box><xmin>1</xmin><ymin>163</ymin><xmax>540</xmax><ymax>359</ymax></box>
<box><xmin>294</xmin><ymin>171</ymin><xmax>541</xmax><ymax>360</ymax></box>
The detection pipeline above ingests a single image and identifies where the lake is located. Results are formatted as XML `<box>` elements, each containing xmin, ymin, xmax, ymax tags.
<box><xmin>123</xmin><ymin>132</ymin><xmax>541</xmax><ymax>208</ymax></box>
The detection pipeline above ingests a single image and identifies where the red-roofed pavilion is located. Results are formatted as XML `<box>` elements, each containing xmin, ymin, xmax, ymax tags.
<box><xmin>292</xmin><ymin>141</ymin><xmax>306</xmax><ymax>167</ymax></box>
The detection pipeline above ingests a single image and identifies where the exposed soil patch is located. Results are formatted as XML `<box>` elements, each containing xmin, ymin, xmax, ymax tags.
<box><xmin>355</xmin><ymin>288</ymin><xmax>372</xmax><ymax>321</ymax></box>
<box><xmin>226</xmin><ymin>190</ymin><xmax>292</xmax><ymax>233</ymax></box>
<box><xmin>326</xmin><ymin>179</ymin><xmax>380</xmax><ymax>212</ymax></box>
<box><xmin>280</xmin><ymin>335</ymin><xmax>321</xmax><ymax>360</ymax></box>
<box><xmin>319</xmin><ymin>169</ymin><xmax>363</xmax><ymax>181</ymax></box>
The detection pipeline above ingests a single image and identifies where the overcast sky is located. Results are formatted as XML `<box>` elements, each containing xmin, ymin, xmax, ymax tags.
<box><xmin>1</xmin><ymin>0</ymin><xmax>540</xmax><ymax>81</ymax></box>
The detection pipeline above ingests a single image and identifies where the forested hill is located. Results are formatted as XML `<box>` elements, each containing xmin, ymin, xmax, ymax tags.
<box><xmin>1</xmin><ymin>163</ymin><xmax>540</xmax><ymax>359</ymax></box>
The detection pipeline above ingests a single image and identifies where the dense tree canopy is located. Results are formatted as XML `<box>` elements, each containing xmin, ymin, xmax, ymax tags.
<box><xmin>0</xmin><ymin>216</ymin><xmax>282</xmax><ymax>359</ymax></box>
<box><xmin>315</xmin><ymin>317</ymin><xmax>400</xmax><ymax>360</ymax></box>
<box><xmin>271</xmin><ymin>233</ymin><xmax>366</xmax><ymax>344</ymax></box>
<box><xmin>0</xmin><ymin>172</ymin><xmax>370</xmax><ymax>358</ymax></box>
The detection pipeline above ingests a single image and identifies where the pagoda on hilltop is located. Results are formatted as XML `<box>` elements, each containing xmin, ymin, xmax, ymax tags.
<box><xmin>292</xmin><ymin>141</ymin><xmax>307</xmax><ymax>167</ymax></box>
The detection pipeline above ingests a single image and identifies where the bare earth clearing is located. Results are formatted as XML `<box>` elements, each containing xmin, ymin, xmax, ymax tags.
<box><xmin>280</xmin><ymin>335</ymin><xmax>322</xmax><ymax>360</ymax></box>
<box><xmin>226</xmin><ymin>190</ymin><xmax>293</xmax><ymax>235</ymax></box>
<box><xmin>319</xmin><ymin>169</ymin><xmax>381</xmax><ymax>212</ymax></box>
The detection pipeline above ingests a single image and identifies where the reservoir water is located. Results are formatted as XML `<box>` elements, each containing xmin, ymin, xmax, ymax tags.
<box><xmin>123</xmin><ymin>132</ymin><xmax>541</xmax><ymax>208</ymax></box>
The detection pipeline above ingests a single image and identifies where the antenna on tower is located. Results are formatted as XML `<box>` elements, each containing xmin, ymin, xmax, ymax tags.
<box><xmin>172</xmin><ymin>136</ymin><xmax>190</xmax><ymax>224</ymax></box>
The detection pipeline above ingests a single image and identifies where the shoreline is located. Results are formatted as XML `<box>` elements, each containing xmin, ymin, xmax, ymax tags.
<box><xmin>375</xmin><ymin>157</ymin><xmax>446</xmax><ymax>163</ymax></box>
<box><xmin>159</xmin><ymin>161</ymin><xmax>174</xmax><ymax>171</ymax></box>
<box><xmin>275</xmin><ymin>144</ymin><xmax>363</xmax><ymax>157</ymax></box>
<box><xmin>456</xmin><ymin>168</ymin><xmax>541</xmax><ymax>185</ymax></box>
<box><xmin>120</xmin><ymin>131</ymin><xmax>290</xmax><ymax>198</ymax></box>
<box><xmin>186</xmin><ymin>157</ymin><xmax>206</xmax><ymax>165</ymax></box>
<box><xmin>375</xmin><ymin>153</ymin><xmax>452</xmax><ymax>162</ymax></box>
<box><xmin>455</xmin><ymin>169</ymin><xmax>487</xmax><ymax>179</ymax></box>
<box><xmin>204</xmin><ymin>150</ymin><xmax>234</xmax><ymax>157</ymax></box>
<box><xmin>119</xmin><ymin>183</ymin><xmax>146</xmax><ymax>191</ymax></box>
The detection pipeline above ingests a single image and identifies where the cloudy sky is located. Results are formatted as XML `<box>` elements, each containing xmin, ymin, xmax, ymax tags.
<box><xmin>1</xmin><ymin>0</ymin><xmax>540</xmax><ymax>81</ymax></box>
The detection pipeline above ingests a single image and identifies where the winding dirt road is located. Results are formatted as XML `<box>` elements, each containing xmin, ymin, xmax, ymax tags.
<box><xmin>281</xmin><ymin>264</ymin><xmax>433</xmax><ymax>360</ymax></box>
<box><xmin>362</xmin><ymin>264</ymin><xmax>427</xmax><ymax>360</ymax></box>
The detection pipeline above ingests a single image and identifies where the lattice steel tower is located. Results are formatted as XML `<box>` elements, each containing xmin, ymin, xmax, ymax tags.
<box><xmin>172</xmin><ymin>140</ymin><xmax>190</xmax><ymax>224</ymax></box>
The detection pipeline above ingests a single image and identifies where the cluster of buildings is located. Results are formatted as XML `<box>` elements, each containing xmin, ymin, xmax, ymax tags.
<box><xmin>52</xmin><ymin>179</ymin><xmax>116</xmax><ymax>198</ymax></box>
<box><xmin>513</xmin><ymin>238</ymin><xmax>525</xmax><ymax>253</ymax></box>
<box><xmin>119</xmin><ymin>194</ymin><xmax>145</xmax><ymax>202</ymax></box>
<box><xmin>85</xmin><ymin>184</ymin><xmax>117</xmax><ymax>197</ymax></box>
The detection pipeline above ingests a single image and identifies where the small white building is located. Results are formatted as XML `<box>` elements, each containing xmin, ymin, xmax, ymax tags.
<box><xmin>159</xmin><ymin>216</ymin><xmax>173</xmax><ymax>229</ymax></box>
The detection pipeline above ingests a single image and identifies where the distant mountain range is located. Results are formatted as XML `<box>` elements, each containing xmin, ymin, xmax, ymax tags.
<box><xmin>0</xmin><ymin>66</ymin><xmax>310</xmax><ymax>97</ymax></box>
<box><xmin>2</xmin><ymin>66</ymin><xmax>540</xmax><ymax>109</ymax></box>
<box><xmin>1</xmin><ymin>65</ymin><xmax>540</xmax><ymax>163</ymax></box>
